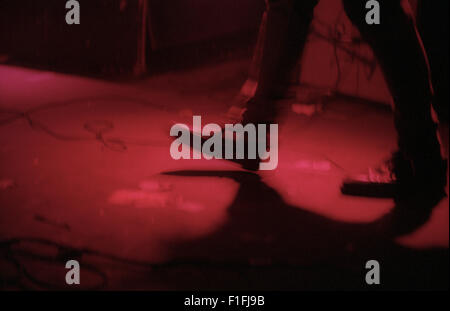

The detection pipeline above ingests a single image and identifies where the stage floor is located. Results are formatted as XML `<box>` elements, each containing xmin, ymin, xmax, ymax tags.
<box><xmin>0</xmin><ymin>62</ymin><xmax>448</xmax><ymax>290</ymax></box>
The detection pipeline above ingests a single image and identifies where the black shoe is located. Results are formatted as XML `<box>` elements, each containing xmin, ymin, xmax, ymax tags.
<box><xmin>341</xmin><ymin>152</ymin><xmax>407</xmax><ymax>198</ymax></box>
<box><xmin>341</xmin><ymin>151</ymin><xmax>448</xmax><ymax>204</ymax></box>
<box><xmin>174</xmin><ymin>125</ymin><xmax>262</xmax><ymax>171</ymax></box>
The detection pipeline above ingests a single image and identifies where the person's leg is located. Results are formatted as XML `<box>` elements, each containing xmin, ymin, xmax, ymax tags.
<box><xmin>341</xmin><ymin>0</ymin><xmax>447</xmax><ymax>201</ymax></box>
<box><xmin>417</xmin><ymin>0</ymin><xmax>449</xmax><ymax>124</ymax></box>
<box><xmin>243</xmin><ymin>0</ymin><xmax>319</xmax><ymax>124</ymax></box>
<box><xmin>186</xmin><ymin>0</ymin><xmax>319</xmax><ymax>171</ymax></box>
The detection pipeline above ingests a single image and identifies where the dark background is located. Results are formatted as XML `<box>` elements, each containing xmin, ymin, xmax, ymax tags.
<box><xmin>0</xmin><ymin>0</ymin><xmax>264</xmax><ymax>75</ymax></box>
<box><xmin>0</xmin><ymin>0</ymin><xmax>447</xmax><ymax>119</ymax></box>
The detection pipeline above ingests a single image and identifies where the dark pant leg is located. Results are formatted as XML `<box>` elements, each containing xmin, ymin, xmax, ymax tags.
<box><xmin>342</xmin><ymin>0</ymin><xmax>442</xmax><ymax>163</ymax></box>
<box><xmin>244</xmin><ymin>0</ymin><xmax>318</xmax><ymax>123</ymax></box>
<box><xmin>417</xmin><ymin>0</ymin><xmax>449</xmax><ymax>124</ymax></box>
